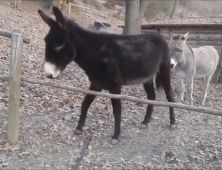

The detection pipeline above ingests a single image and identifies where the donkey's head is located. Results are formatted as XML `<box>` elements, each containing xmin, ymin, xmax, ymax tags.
<box><xmin>168</xmin><ymin>30</ymin><xmax>190</xmax><ymax>69</ymax></box>
<box><xmin>38</xmin><ymin>7</ymin><xmax>76</xmax><ymax>79</ymax></box>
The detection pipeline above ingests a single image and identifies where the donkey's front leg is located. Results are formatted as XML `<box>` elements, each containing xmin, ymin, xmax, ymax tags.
<box><xmin>109</xmin><ymin>86</ymin><xmax>122</xmax><ymax>145</ymax></box>
<box><xmin>178</xmin><ymin>79</ymin><xmax>185</xmax><ymax>103</ymax></box>
<box><xmin>75</xmin><ymin>83</ymin><xmax>102</xmax><ymax>135</ymax></box>
<box><xmin>187</xmin><ymin>77</ymin><xmax>194</xmax><ymax>105</ymax></box>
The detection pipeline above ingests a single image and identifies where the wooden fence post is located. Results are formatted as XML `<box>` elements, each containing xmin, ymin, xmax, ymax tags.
<box><xmin>12</xmin><ymin>0</ymin><xmax>21</xmax><ymax>8</ymax></box>
<box><xmin>7</xmin><ymin>30</ymin><xmax>23</xmax><ymax>144</ymax></box>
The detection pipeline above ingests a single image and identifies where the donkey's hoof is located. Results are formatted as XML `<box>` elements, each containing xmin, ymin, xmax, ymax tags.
<box><xmin>74</xmin><ymin>129</ymin><xmax>83</xmax><ymax>135</ymax></box>
<box><xmin>139</xmin><ymin>123</ymin><xmax>148</xmax><ymax>129</ymax></box>
<box><xmin>111</xmin><ymin>139</ymin><xmax>119</xmax><ymax>145</ymax></box>
<box><xmin>170</xmin><ymin>124</ymin><xmax>177</xmax><ymax>130</ymax></box>
<box><xmin>200</xmin><ymin>102</ymin><xmax>205</xmax><ymax>106</ymax></box>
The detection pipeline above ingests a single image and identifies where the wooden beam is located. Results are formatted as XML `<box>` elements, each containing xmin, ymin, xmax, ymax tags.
<box><xmin>0</xmin><ymin>29</ymin><xmax>30</xmax><ymax>44</ymax></box>
<box><xmin>0</xmin><ymin>76</ymin><xmax>221</xmax><ymax>116</ymax></box>
<box><xmin>142</xmin><ymin>29</ymin><xmax>222</xmax><ymax>35</ymax></box>
<box><xmin>161</xmin><ymin>35</ymin><xmax>222</xmax><ymax>42</ymax></box>
<box><xmin>7</xmin><ymin>30</ymin><xmax>23</xmax><ymax>145</ymax></box>
<box><xmin>141</xmin><ymin>24</ymin><xmax>222</xmax><ymax>30</ymax></box>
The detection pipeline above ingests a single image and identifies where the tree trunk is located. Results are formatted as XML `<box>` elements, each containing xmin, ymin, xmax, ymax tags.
<box><xmin>123</xmin><ymin>0</ymin><xmax>140</xmax><ymax>35</ymax></box>
<box><xmin>123</xmin><ymin>0</ymin><xmax>149</xmax><ymax>35</ymax></box>
<box><xmin>12</xmin><ymin>0</ymin><xmax>21</xmax><ymax>8</ymax></box>
<box><xmin>195</xmin><ymin>1</ymin><xmax>200</xmax><ymax>15</ymax></box>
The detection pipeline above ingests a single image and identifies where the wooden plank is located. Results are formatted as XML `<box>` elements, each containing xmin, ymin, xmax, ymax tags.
<box><xmin>161</xmin><ymin>34</ymin><xmax>222</xmax><ymax>41</ymax></box>
<box><xmin>0</xmin><ymin>29</ymin><xmax>30</xmax><ymax>44</ymax></box>
<box><xmin>0</xmin><ymin>76</ymin><xmax>221</xmax><ymax>116</ymax></box>
<box><xmin>142</xmin><ymin>29</ymin><xmax>222</xmax><ymax>35</ymax></box>
<box><xmin>7</xmin><ymin>30</ymin><xmax>23</xmax><ymax>145</ymax></box>
<box><xmin>141</xmin><ymin>25</ymin><xmax>222</xmax><ymax>32</ymax></box>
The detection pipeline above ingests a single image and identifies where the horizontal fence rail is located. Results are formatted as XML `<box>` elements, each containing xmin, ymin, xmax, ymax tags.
<box><xmin>0</xmin><ymin>76</ymin><xmax>221</xmax><ymax>116</ymax></box>
<box><xmin>0</xmin><ymin>29</ymin><xmax>30</xmax><ymax>44</ymax></box>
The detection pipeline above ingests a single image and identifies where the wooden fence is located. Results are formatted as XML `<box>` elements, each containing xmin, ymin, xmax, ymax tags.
<box><xmin>1</xmin><ymin>29</ymin><xmax>222</xmax><ymax>145</ymax></box>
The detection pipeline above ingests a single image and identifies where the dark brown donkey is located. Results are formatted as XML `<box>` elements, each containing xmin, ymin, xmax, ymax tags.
<box><xmin>38</xmin><ymin>7</ymin><xmax>176</xmax><ymax>144</ymax></box>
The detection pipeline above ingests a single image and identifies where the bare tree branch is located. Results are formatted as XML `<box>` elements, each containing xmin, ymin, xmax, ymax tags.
<box><xmin>138</xmin><ymin>0</ymin><xmax>150</xmax><ymax>19</ymax></box>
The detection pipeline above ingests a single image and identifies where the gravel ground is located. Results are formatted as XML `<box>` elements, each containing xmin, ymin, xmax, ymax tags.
<box><xmin>0</xmin><ymin>1</ymin><xmax>222</xmax><ymax>170</ymax></box>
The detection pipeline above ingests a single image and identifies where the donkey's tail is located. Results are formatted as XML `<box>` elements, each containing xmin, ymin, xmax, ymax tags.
<box><xmin>155</xmin><ymin>36</ymin><xmax>170</xmax><ymax>91</ymax></box>
<box><xmin>155</xmin><ymin>73</ymin><xmax>163</xmax><ymax>90</ymax></box>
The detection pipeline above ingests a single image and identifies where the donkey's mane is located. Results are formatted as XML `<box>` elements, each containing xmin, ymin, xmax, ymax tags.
<box><xmin>183</xmin><ymin>42</ymin><xmax>194</xmax><ymax>56</ymax></box>
<box><xmin>187</xmin><ymin>45</ymin><xmax>194</xmax><ymax>56</ymax></box>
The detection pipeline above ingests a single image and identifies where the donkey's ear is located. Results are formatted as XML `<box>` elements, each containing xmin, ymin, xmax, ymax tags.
<box><xmin>38</xmin><ymin>9</ymin><xmax>55</xmax><ymax>27</ymax></box>
<box><xmin>53</xmin><ymin>6</ymin><xmax>65</xmax><ymax>29</ymax></box>
<box><xmin>169</xmin><ymin>29</ymin><xmax>175</xmax><ymax>38</ymax></box>
<box><xmin>182</xmin><ymin>32</ymin><xmax>190</xmax><ymax>41</ymax></box>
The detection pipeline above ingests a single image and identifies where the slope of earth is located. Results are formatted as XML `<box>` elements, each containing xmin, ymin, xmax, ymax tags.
<box><xmin>0</xmin><ymin>1</ymin><xmax>222</xmax><ymax>170</ymax></box>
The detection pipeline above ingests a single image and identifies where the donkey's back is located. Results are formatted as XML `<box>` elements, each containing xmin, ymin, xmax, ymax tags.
<box><xmin>192</xmin><ymin>45</ymin><xmax>219</xmax><ymax>78</ymax></box>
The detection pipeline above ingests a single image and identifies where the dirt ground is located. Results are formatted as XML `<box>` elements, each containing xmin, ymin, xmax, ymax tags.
<box><xmin>0</xmin><ymin>1</ymin><xmax>222</xmax><ymax>170</ymax></box>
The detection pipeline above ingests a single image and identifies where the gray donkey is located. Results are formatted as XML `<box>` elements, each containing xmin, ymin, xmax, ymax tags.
<box><xmin>168</xmin><ymin>30</ymin><xmax>219</xmax><ymax>105</ymax></box>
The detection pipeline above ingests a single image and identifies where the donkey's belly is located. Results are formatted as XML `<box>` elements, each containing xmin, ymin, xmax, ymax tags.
<box><xmin>195</xmin><ymin>59</ymin><xmax>217</xmax><ymax>78</ymax></box>
<box><xmin>125</xmin><ymin>76</ymin><xmax>154</xmax><ymax>85</ymax></box>
<box><xmin>193</xmin><ymin>46</ymin><xmax>219</xmax><ymax>77</ymax></box>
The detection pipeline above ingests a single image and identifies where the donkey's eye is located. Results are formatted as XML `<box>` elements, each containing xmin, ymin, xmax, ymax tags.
<box><xmin>173</xmin><ymin>36</ymin><xmax>180</xmax><ymax>40</ymax></box>
<box><xmin>55</xmin><ymin>43</ymin><xmax>65</xmax><ymax>51</ymax></box>
<box><xmin>175</xmin><ymin>48</ymin><xmax>182</xmax><ymax>53</ymax></box>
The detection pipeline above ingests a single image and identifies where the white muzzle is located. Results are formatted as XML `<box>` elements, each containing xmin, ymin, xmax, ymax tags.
<box><xmin>44</xmin><ymin>62</ymin><xmax>61</xmax><ymax>78</ymax></box>
<box><xmin>170</xmin><ymin>58</ymin><xmax>177</xmax><ymax>69</ymax></box>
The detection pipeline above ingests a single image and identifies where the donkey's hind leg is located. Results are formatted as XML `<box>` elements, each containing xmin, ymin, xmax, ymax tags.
<box><xmin>159</xmin><ymin>65</ymin><xmax>176</xmax><ymax>129</ymax></box>
<box><xmin>141</xmin><ymin>80</ymin><xmax>156</xmax><ymax>128</ymax></box>
<box><xmin>200</xmin><ymin>75</ymin><xmax>212</xmax><ymax>105</ymax></box>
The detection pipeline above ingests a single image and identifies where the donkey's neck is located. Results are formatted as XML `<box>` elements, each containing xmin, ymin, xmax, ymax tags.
<box><xmin>67</xmin><ymin>19</ymin><xmax>109</xmax><ymax>48</ymax></box>
<box><xmin>66</xmin><ymin>21</ymin><xmax>105</xmax><ymax>79</ymax></box>
<box><xmin>183</xmin><ymin>44</ymin><xmax>194</xmax><ymax>60</ymax></box>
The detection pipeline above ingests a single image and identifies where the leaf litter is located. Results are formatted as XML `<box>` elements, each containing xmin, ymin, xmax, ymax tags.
<box><xmin>0</xmin><ymin>1</ymin><xmax>222</xmax><ymax>170</ymax></box>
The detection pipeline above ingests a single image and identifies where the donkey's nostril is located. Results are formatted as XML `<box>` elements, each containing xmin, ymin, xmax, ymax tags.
<box><xmin>46</xmin><ymin>74</ymin><xmax>53</xmax><ymax>79</ymax></box>
<box><xmin>170</xmin><ymin>64</ymin><xmax>174</xmax><ymax>69</ymax></box>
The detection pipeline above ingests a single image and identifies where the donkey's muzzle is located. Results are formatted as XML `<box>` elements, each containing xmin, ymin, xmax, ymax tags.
<box><xmin>44</xmin><ymin>62</ymin><xmax>61</xmax><ymax>79</ymax></box>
